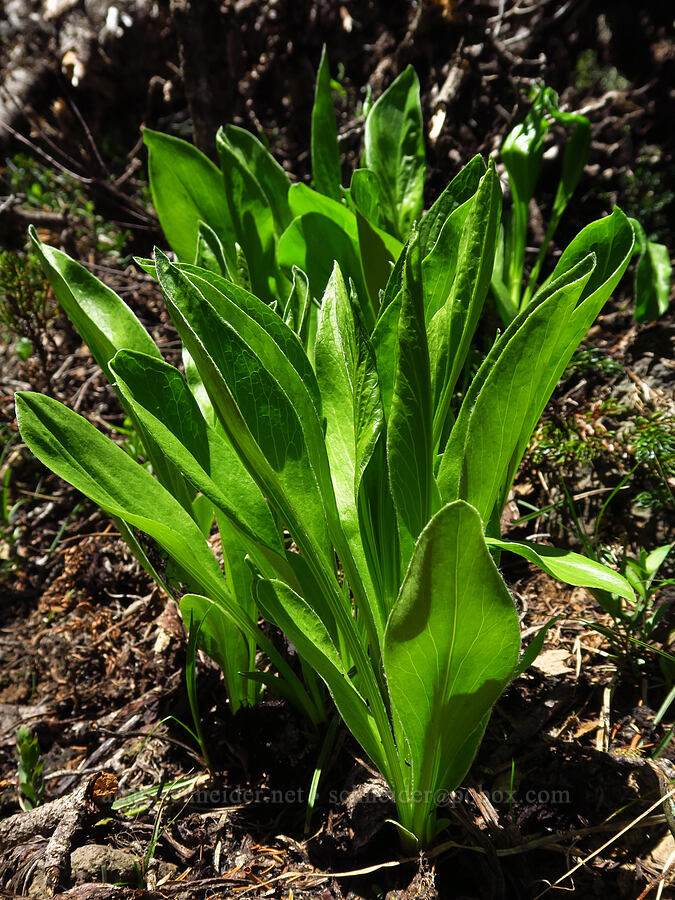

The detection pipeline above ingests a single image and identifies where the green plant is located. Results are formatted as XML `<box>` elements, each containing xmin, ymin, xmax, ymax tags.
<box><xmin>0</xmin><ymin>250</ymin><xmax>55</xmax><ymax>370</ymax></box>
<box><xmin>575</xmin><ymin>49</ymin><xmax>630</xmax><ymax>93</ymax></box>
<box><xmin>592</xmin><ymin>543</ymin><xmax>674</xmax><ymax>678</ymax></box>
<box><xmin>490</xmin><ymin>86</ymin><xmax>671</xmax><ymax>325</ymax></box>
<box><xmin>550</xmin><ymin>469</ymin><xmax>674</xmax><ymax>677</ymax></box>
<box><xmin>16</xmin><ymin>57</ymin><xmax>642</xmax><ymax>849</ymax></box>
<box><xmin>5</xmin><ymin>152</ymin><xmax>130</xmax><ymax>261</ymax></box>
<box><xmin>16</xmin><ymin>725</ymin><xmax>45</xmax><ymax>810</ymax></box>
<box><xmin>142</xmin><ymin>48</ymin><xmax>422</xmax><ymax>318</ymax></box>
<box><xmin>0</xmin><ymin>430</ymin><xmax>27</xmax><ymax>576</ymax></box>
<box><xmin>17</xmin><ymin>189</ymin><xmax>637</xmax><ymax>849</ymax></box>
<box><xmin>629</xmin><ymin>412</ymin><xmax>675</xmax><ymax>510</ymax></box>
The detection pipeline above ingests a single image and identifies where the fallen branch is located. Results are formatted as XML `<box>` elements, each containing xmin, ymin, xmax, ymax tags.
<box><xmin>0</xmin><ymin>772</ymin><xmax>118</xmax><ymax>896</ymax></box>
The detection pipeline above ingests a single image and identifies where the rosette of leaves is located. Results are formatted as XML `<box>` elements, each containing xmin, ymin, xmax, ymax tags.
<box><xmin>17</xmin><ymin>146</ymin><xmax>637</xmax><ymax>846</ymax></box>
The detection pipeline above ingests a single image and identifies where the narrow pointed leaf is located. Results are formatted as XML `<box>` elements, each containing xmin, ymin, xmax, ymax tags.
<box><xmin>372</xmin><ymin>291</ymin><xmax>401</xmax><ymax>422</ymax></box>
<box><xmin>487</xmin><ymin>538</ymin><xmax>635</xmax><ymax>601</ymax></box>
<box><xmin>419</xmin><ymin>154</ymin><xmax>486</xmax><ymax>255</ymax></box>
<box><xmin>311</xmin><ymin>45</ymin><xmax>342</xmax><ymax>202</ymax></box>
<box><xmin>154</xmin><ymin>252</ymin><xmax>340</xmax><ymax>615</ymax></box>
<box><xmin>15</xmin><ymin>391</ymin><xmax>225</xmax><ymax>593</ymax></box>
<box><xmin>421</xmin><ymin>196</ymin><xmax>473</xmax><ymax>324</ymax></box>
<box><xmin>30</xmin><ymin>227</ymin><xmax>161</xmax><ymax>378</ymax></box>
<box><xmin>315</xmin><ymin>264</ymin><xmax>384</xmax><ymax>628</ymax></box>
<box><xmin>216</xmin><ymin>127</ymin><xmax>279</xmax><ymax>302</ymax></box>
<box><xmin>437</xmin><ymin>254</ymin><xmax>595</xmax><ymax>524</ymax></box>
<box><xmin>29</xmin><ymin>229</ymin><xmax>197</xmax><ymax>510</ymax></box>
<box><xmin>283</xmin><ymin>266</ymin><xmax>312</xmax><ymax>345</ymax></box>
<box><xmin>387</xmin><ymin>229</ymin><xmax>438</xmax><ymax>569</ymax></box>
<box><xmin>429</xmin><ymin>159</ymin><xmax>502</xmax><ymax>445</ymax></box>
<box><xmin>177</xmin><ymin>264</ymin><xmax>323</xmax><ymax>416</ymax></box>
<box><xmin>195</xmin><ymin>221</ymin><xmax>231</xmax><ymax>278</ymax></box>
<box><xmin>111</xmin><ymin>350</ymin><xmax>283</xmax><ymax>555</ymax></box>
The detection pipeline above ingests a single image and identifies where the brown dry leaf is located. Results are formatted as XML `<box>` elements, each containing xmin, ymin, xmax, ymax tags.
<box><xmin>531</xmin><ymin>648</ymin><xmax>574</xmax><ymax>676</ymax></box>
<box><xmin>91</xmin><ymin>772</ymin><xmax>118</xmax><ymax>805</ymax></box>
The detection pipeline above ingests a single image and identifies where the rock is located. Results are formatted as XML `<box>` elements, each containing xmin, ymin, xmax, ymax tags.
<box><xmin>343</xmin><ymin>777</ymin><xmax>395</xmax><ymax>850</ymax></box>
<box><xmin>70</xmin><ymin>843</ymin><xmax>139</xmax><ymax>885</ymax></box>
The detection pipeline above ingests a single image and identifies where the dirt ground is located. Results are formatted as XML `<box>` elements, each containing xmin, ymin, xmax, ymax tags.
<box><xmin>0</xmin><ymin>1</ymin><xmax>673</xmax><ymax>897</ymax></box>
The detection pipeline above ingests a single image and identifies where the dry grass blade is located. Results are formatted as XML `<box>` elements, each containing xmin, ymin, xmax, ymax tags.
<box><xmin>533</xmin><ymin>785</ymin><xmax>675</xmax><ymax>898</ymax></box>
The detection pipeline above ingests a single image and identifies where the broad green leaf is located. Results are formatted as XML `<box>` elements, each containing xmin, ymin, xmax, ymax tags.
<box><xmin>437</xmin><ymin>254</ymin><xmax>595</xmax><ymax>526</ymax></box>
<box><xmin>15</xmin><ymin>392</ymin><xmax>222</xmax><ymax>589</ymax></box>
<box><xmin>440</xmin><ymin>211</ymin><xmax>635</xmax><ymax>527</ymax></box>
<box><xmin>29</xmin><ymin>229</ymin><xmax>196</xmax><ymax>511</ymax></box>
<box><xmin>191</xmin><ymin>493</ymin><xmax>214</xmax><ymax>538</ymax></box>
<box><xmin>222</xmin><ymin>124</ymin><xmax>292</xmax><ymax>233</ymax></box>
<box><xmin>383</xmin><ymin>501</ymin><xmax>520</xmax><ymax>843</ymax></box>
<box><xmin>110</xmin><ymin>350</ymin><xmax>283</xmax><ymax>555</ymax></box>
<box><xmin>419</xmin><ymin>154</ymin><xmax>486</xmax><ymax>256</ymax></box>
<box><xmin>356</xmin><ymin>210</ymin><xmax>395</xmax><ymax>315</ymax></box>
<box><xmin>350</xmin><ymin>169</ymin><xmax>404</xmax><ymax>310</ymax></box>
<box><xmin>311</xmin><ymin>45</ymin><xmax>342</xmax><ymax>202</ymax></box>
<box><xmin>645</xmin><ymin>543</ymin><xmax>673</xmax><ymax>578</ymax></box>
<box><xmin>387</xmin><ymin>229</ymin><xmax>439</xmax><ymax>570</ymax></box>
<box><xmin>428</xmin><ymin>159</ymin><xmax>502</xmax><ymax>447</ymax></box>
<box><xmin>371</xmin><ymin>291</ymin><xmax>401</xmax><ymax>421</ymax></box>
<box><xmin>216</xmin><ymin>127</ymin><xmax>279</xmax><ymax>302</ymax></box>
<box><xmin>357</xmin><ymin>435</ymin><xmax>400</xmax><ymax>622</ymax></box>
<box><xmin>183</xmin><ymin>346</ymin><xmax>215</xmax><ymax>426</ymax></box>
<box><xmin>254</xmin><ymin>576</ymin><xmax>387</xmax><ymax>774</ymax></box>
<box><xmin>144</xmin><ymin>128</ymin><xmax>235</xmax><ymax>269</ymax></box>
<box><xmin>141</xmin><ymin>258</ymin><xmax>324</xmax><ymax>438</ymax></box>
<box><xmin>350</xmin><ymin>170</ymin><xmax>405</xmax><ymax>258</ymax></box>
<box><xmin>363</xmin><ymin>66</ymin><xmax>426</xmax><ymax>240</ymax></box>
<box><xmin>154</xmin><ymin>252</ymin><xmax>340</xmax><ymax>621</ymax></box>
<box><xmin>350</xmin><ymin>168</ymin><xmax>384</xmax><ymax>229</ymax></box>
<box><xmin>278</xmin><ymin>212</ymin><xmax>370</xmax><ymax>325</ymax></box>
<box><xmin>523</xmin><ymin>208</ymin><xmax>635</xmax><ymax>453</ymax></box>
<box><xmin>487</xmin><ymin>538</ymin><xmax>635</xmax><ymax>601</ymax></box>
<box><xmin>288</xmin><ymin>182</ymin><xmax>357</xmax><ymax>233</ymax></box>
<box><xmin>30</xmin><ymin>227</ymin><xmax>161</xmax><ymax>379</ymax></box>
<box><xmin>635</xmin><ymin>235</ymin><xmax>671</xmax><ymax>324</ymax></box>
<box><xmin>315</xmin><ymin>265</ymin><xmax>383</xmax><ymax>629</ymax></box>
<box><xmin>15</xmin><ymin>391</ymin><xmax>316</xmax><ymax>715</ymax></box>
<box><xmin>493</xmin><ymin>210</ymin><xmax>634</xmax><ymax>504</ymax></box>
<box><xmin>176</xmin><ymin>265</ymin><xmax>323</xmax><ymax>416</ymax></box>
<box><xmin>421</xmin><ymin>196</ymin><xmax>473</xmax><ymax>324</ymax></box>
